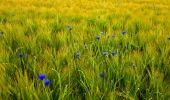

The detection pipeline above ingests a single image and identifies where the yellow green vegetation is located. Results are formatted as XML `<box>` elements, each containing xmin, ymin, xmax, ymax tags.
<box><xmin>0</xmin><ymin>0</ymin><xmax>170</xmax><ymax>99</ymax></box>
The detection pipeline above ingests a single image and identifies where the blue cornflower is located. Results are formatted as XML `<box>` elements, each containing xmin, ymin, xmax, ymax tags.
<box><xmin>19</xmin><ymin>53</ymin><xmax>23</xmax><ymax>57</ymax></box>
<box><xmin>121</xmin><ymin>31</ymin><xmax>126</xmax><ymax>35</ymax></box>
<box><xmin>100</xmin><ymin>32</ymin><xmax>104</xmax><ymax>34</ymax></box>
<box><xmin>168</xmin><ymin>37</ymin><xmax>170</xmax><ymax>40</ymax></box>
<box><xmin>67</xmin><ymin>25</ymin><xmax>72</xmax><ymax>30</ymax></box>
<box><xmin>0</xmin><ymin>32</ymin><xmax>4</xmax><ymax>35</ymax></box>
<box><xmin>100</xmin><ymin>73</ymin><xmax>105</xmax><ymax>78</ymax></box>
<box><xmin>102</xmin><ymin>52</ymin><xmax>108</xmax><ymax>55</ymax></box>
<box><xmin>38</xmin><ymin>74</ymin><xmax>46</xmax><ymax>80</ymax></box>
<box><xmin>76</xmin><ymin>52</ymin><xmax>80</xmax><ymax>56</ymax></box>
<box><xmin>44</xmin><ymin>79</ymin><xmax>50</xmax><ymax>85</ymax></box>
<box><xmin>111</xmin><ymin>52</ymin><xmax>116</xmax><ymax>56</ymax></box>
<box><xmin>96</xmin><ymin>36</ymin><xmax>100</xmax><ymax>40</ymax></box>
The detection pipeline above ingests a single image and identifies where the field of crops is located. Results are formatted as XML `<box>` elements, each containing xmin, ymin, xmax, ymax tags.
<box><xmin>0</xmin><ymin>0</ymin><xmax>170</xmax><ymax>99</ymax></box>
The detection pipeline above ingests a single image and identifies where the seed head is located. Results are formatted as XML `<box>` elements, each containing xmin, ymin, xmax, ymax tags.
<box><xmin>107</xmin><ymin>35</ymin><xmax>110</xmax><ymax>39</ymax></box>
<box><xmin>67</xmin><ymin>25</ymin><xmax>72</xmax><ymax>30</ymax></box>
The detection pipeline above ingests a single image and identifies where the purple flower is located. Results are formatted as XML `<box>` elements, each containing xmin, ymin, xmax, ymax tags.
<box><xmin>102</xmin><ymin>52</ymin><xmax>108</xmax><ymax>55</ymax></box>
<box><xmin>167</xmin><ymin>37</ymin><xmax>170</xmax><ymax>40</ymax></box>
<box><xmin>76</xmin><ymin>52</ymin><xmax>80</xmax><ymax>56</ymax></box>
<box><xmin>100</xmin><ymin>73</ymin><xmax>105</xmax><ymax>78</ymax></box>
<box><xmin>19</xmin><ymin>53</ymin><xmax>23</xmax><ymax>57</ymax></box>
<box><xmin>121</xmin><ymin>31</ymin><xmax>126</xmax><ymax>35</ymax></box>
<box><xmin>111</xmin><ymin>52</ymin><xmax>116</xmax><ymax>56</ymax></box>
<box><xmin>96</xmin><ymin>36</ymin><xmax>100</xmax><ymax>40</ymax></box>
<box><xmin>112</xmin><ymin>34</ymin><xmax>115</xmax><ymax>37</ymax></box>
<box><xmin>0</xmin><ymin>32</ymin><xmax>4</xmax><ymax>35</ymax></box>
<box><xmin>100</xmin><ymin>32</ymin><xmax>104</xmax><ymax>34</ymax></box>
<box><xmin>38</xmin><ymin>74</ymin><xmax>46</xmax><ymax>80</ymax></box>
<box><xmin>44</xmin><ymin>79</ymin><xmax>50</xmax><ymax>85</ymax></box>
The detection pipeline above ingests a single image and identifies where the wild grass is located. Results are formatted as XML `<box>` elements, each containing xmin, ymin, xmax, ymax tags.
<box><xmin>0</xmin><ymin>0</ymin><xmax>170</xmax><ymax>99</ymax></box>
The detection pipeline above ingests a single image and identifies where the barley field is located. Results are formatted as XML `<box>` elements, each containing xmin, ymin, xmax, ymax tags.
<box><xmin>0</xmin><ymin>0</ymin><xmax>170</xmax><ymax>99</ymax></box>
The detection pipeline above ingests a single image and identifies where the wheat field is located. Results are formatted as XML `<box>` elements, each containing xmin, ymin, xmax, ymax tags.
<box><xmin>0</xmin><ymin>0</ymin><xmax>170</xmax><ymax>99</ymax></box>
